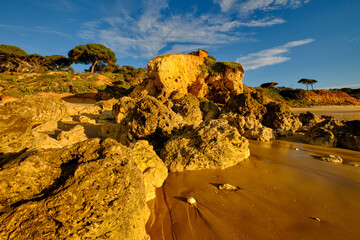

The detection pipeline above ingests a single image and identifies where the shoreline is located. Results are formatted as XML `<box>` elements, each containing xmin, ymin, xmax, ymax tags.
<box><xmin>146</xmin><ymin>137</ymin><xmax>360</xmax><ymax>239</ymax></box>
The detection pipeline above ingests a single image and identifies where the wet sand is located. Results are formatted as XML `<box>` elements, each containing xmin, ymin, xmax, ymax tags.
<box><xmin>146</xmin><ymin>137</ymin><xmax>360</xmax><ymax>239</ymax></box>
<box><xmin>291</xmin><ymin>105</ymin><xmax>360</xmax><ymax>120</ymax></box>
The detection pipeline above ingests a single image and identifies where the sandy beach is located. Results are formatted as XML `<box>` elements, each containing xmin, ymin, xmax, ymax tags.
<box><xmin>146</xmin><ymin>106</ymin><xmax>360</xmax><ymax>240</ymax></box>
<box><xmin>291</xmin><ymin>105</ymin><xmax>360</xmax><ymax>120</ymax></box>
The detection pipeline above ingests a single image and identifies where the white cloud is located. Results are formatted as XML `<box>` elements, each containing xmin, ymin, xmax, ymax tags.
<box><xmin>325</xmin><ymin>84</ymin><xmax>360</xmax><ymax>89</ymax></box>
<box><xmin>79</xmin><ymin>0</ymin><xmax>287</xmax><ymax>58</ymax></box>
<box><xmin>236</xmin><ymin>38</ymin><xmax>314</xmax><ymax>70</ymax></box>
<box><xmin>0</xmin><ymin>24</ymin><xmax>71</xmax><ymax>38</ymax></box>
<box><xmin>214</xmin><ymin>0</ymin><xmax>310</xmax><ymax>15</ymax></box>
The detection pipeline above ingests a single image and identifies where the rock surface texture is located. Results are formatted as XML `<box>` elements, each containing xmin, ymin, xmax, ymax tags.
<box><xmin>0</xmin><ymin>138</ymin><xmax>156</xmax><ymax>240</ymax></box>
<box><xmin>131</xmin><ymin>53</ymin><xmax>244</xmax><ymax>103</ymax></box>
<box><xmin>160</xmin><ymin>119</ymin><xmax>250</xmax><ymax>172</ymax></box>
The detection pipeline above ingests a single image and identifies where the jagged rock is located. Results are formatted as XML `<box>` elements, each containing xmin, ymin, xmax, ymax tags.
<box><xmin>31</xmin><ymin>131</ymin><xmax>63</xmax><ymax>150</ymax></box>
<box><xmin>66</xmin><ymin>102</ymin><xmax>101</xmax><ymax>116</ymax></box>
<box><xmin>298</xmin><ymin>111</ymin><xmax>323</xmax><ymax>129</ymax></box>
<box><xmin>130</xmin><ymin>140</ymin><xmax>168</xmax><ymax>201</ymax></box>
<box><xmin>57</xmin><ymin>125</ymin><xmax>88</xmax><ymax>147</ymax></box>
<box><xmin>113</xmin><ymin>96</ymin><xmax>137</xmax><ymax>123</ymax></box>
<box><xmin>117</xmin><ymin>96</ymin><xmax>185</xmax><ymax>146</ymax></box>
<box><xmin>160</xmin><ymin>119</ymin><xmax>250</xmax><ymax>172</ymax></box>
<box><xmin>0</xmin><ymin>138</ymin><xmax>151</xmax><ymax>240</ymax></box>
<box><xmin>218</xmin><ymin>183</ymin><xmax>239</xmax><ymax>191</ymax></box>
<box><xmin>97</xmin><ymin>98</ymin><xmax>120</xmax><ymax>120</ymax></box>
<box><xmin>224</xmin><ymin>93</ymin><xmax>266</xmax><ymax>120</ymax></box>
<box><xmin>337</xmin><ymin>120</ymin><xmax>360</xmax><ymax>151</ymax></box>
<box><xmin>319</xmin><ymin>154</ymin><xmax>343</xmax><ymax>163</ymax></box>
<box><xmin>219</xmin><ymin>113</ymin><xmax>275</xmax><ymax>141</ymax></box>
<box><xmin>32</xmin><ymin>120</ymin><xmax>58</xmax><ymax>133</ymax></box>
<box><xmin>130</xmin><ymin>53</ymin><xmax>244</xmax><ymax>103</ymax></box>
<box><xmin>78</xmin><ymin>115</ymin><xmax>96</xmax><ymax>124</ymax></box>
<box><xmin>0</xmin><ymin>96</ymin><xmax>69</xmax><ymax>155</ymax></box>
<box><xmin>100</xmin><ymin>122</ymin><xmax>121</xmax><ymax>139</ymax></box>
<box><xmin>171</xmin><ymin>94</ymin><xmax>203</xmax><ymax>126</ymax></box>
<box><xmin>200</xmin><ymin>100</ymin><xmax>220</xmax><ymax>121</ymax></box>
<box><xmin>262</xmin><ymin>102</ymin><xmax>302</xmax><ymax>136</ymax></box>
<box><xmin>303</xmin><ymin>127</ymin><xmax>337</xmax><ymax>147</ymax></box>
<box><xmin>243</xmin><ymin>127</ymin><xmax>276</xmax><ymax>142</ymax></box>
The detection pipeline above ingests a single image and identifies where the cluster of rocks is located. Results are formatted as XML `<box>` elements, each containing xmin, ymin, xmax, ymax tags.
<box><xmin>1</xmin><ymin>51</ymin><xmax>358</xmax><ymax>239</ymax></box>
<box><xmin>299</xmin><ymin>112</ymin><xmax>360</xmax><ymax>151</ymax></box>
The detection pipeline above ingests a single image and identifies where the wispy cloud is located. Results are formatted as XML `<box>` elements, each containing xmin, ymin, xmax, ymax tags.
<box><xmin>325</xmin><ymin>84</ymin><xmax>360</xmax><ymax>89</ymax></box>
<box><xmin>0</xmin><ymin>24</ymin><xmax>71</xmax><ymax>38</ymax></box>
<box><xmin>214</xmin><ymin>0</ymin><xmax>310</xmax><ymax>15</ymax></box>
<box><xmin>79</xmin><ymin>0</ymin><xmax>287</xmax><ymax>58</ymax></box>
<box><xmin>236</xmin><ymin>39</ymin><xmax>314</xmax><ymax>70</ymax></box>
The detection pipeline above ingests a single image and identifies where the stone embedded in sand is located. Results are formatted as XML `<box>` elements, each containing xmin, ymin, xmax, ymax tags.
<box><xmin>160</xmin><ymin>119</ymin><xmax>250</xmax><ymax>172</ymax></box>
<box><xmin>319</xmin><ymin>154</ymin><xmax>343</xmax><ymax>164</ymax></box>
<box><xmin>187</xmin><ymin>197</ymin><xmax>196</xmax><ymax>205</ymax></box>
<box><xmin>298</xmin><ymin>111</ymin><xmax>324</xmax><ymax>131</ymax></box>
<box><xmin>218</xmin><ymin>183</ymin><xmax>239</xmax><ymax>191</ymax></box>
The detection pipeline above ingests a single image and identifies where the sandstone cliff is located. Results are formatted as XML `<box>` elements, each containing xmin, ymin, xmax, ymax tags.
<box><xmin>131</xmin><ymin>51</ymin><xmax>244</xmax><ymax>103</ymax></box>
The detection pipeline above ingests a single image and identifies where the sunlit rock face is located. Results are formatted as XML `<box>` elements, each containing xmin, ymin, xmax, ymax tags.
<box><xmin>131</xmin><ymin>52</ymin><xmax>244</xmax><ymax>103</ymax></box>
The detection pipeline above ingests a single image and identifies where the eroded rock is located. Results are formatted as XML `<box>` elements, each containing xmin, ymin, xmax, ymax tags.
<box><xmin>160</xmin><ymin>119</ymin><xmax>250</xmax><ymax>172</ymax></box>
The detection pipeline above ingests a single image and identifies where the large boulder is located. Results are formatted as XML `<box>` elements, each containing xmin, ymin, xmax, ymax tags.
<box><xmin>160</xmin><ymin>119</ymin><xmax>250</xmax><ymax>172</ymax></box>
<box><xmin>219</xmin><ymin>112</ymin><xmax>275</xmax><ymax>141</ymax></box>
<box><xmin>303</xmin><ymin>127</ymin><xmax>337</xmax><ymax>147</ymax></box>
<box><xmin>0</xmin><ymin>138</ymin><xmax>151</xmax><ymax>240</ymax></box>
<box><xmin>224</xmin><ymin>93</ymin><xmax>267</xmax><ymax>120</ymax></box>
<box><xmin>113</xmin><ymin>96</ymin><xmax>137</xmax><ymax>123</ymax></box>
<box><xmin>117</xmin><ymin>96</ymin><xmax>185</xmax><ymax>146</ymax></box>
<box><xmin>262</xmin><ymin>102</ymin><xmax>302</xmax><ymax>136</ymax></box>
<box><xmin>171</xmin><ymin>94</ymin><xmax>203</xmax><ymax>126</ymax></box>
<box><xmin>131</xmin><ymin>53</ymin><xmax>244</xmax><ymax>103</ymax></box>
<box><xmin>130</xmin><ymin>140</ymin><xmax>168</xmax><ymax>201</ymax></box>
<box><xmin>298</xmin><ymin>111</ymin><xmax>324</xmax><ymax>131</ymax></box>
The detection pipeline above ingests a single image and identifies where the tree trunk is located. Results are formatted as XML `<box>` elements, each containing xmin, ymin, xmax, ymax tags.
<box><xmin>90</xmin><ymin>59</ymin><xmax>98</xmax><ymax>73</ymax></box>
<box><xmin>306</xmin><ymin>84</ymin><xmax>308</xmax><ymax>90</ymax></box>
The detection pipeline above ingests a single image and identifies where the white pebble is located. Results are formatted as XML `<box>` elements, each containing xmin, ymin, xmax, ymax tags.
<box><xmin>187</xmin><ymin>197</ymin><xmax>196</xmax><ymax>205</ymax></box>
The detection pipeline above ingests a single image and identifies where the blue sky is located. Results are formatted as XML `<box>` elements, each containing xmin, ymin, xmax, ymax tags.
<box><xmin>1</xmin><ymin>0</ymin><xmax>359</xmax><ymax>89</ymax></box>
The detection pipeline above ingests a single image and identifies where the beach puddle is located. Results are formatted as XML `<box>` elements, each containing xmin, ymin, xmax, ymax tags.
<box><xmin>146</xmin><ymin>138</ymin><xmax>360</xmax><ymax>240</ymax></box>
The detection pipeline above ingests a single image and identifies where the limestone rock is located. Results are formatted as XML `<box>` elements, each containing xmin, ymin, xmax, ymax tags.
<box><xmin>113</xmin><ymin>96</ymin><xmax>137</xmax><ymax>123</ymax></box>
<box><xmin>224</xmin><ymin>93</ymin><xmax>266</xmax><ymax>120</ymax></box>
<box><xmin>57</xmin><ymin>125</ymin><xmax>88</xmax><ymax>147</ymax></box>
<box><xmin>243</xmin><ymin>126</ymin><xmax>276</xmax><ymax>142</ymax></box>
<box><xmin>32</xmin><ymin>120</ymin><xmax>58</xmax><ymax>133</ymax></box>
<box><xmin>131</xmin><ymin>53</ymin><xmax>244</xmax><ymax>103</ymax></box>
<box><xmin>0</xmin><ymin>96</ymin><xmax>69</xmax><ymax>155</ymax></box>
<box><xmin>118</xmin><ymin>96</ymin><xmax>185</xmax><ymax>146</ymax></box>
<box><xmin>171</xmin><ymin>94</ymin><xmax>203</xmax><ymax>126</ymax></box>
<box><xmin>0</xmin><ymin>138</ymin><xmax>150</xmax><ymax>240</ymax></box>
<box><xmin>319</xmin><ymin>154</ymin><xmax>343</xmax><ymax>164</ymax></box>
<box><xmin>303</xmin><ymin>127</ymin><xmax>337</xmax><ymax>147</ymax></box>
<box><xmin>160</xmin><ymin>119</ymin><xmax>250</xmax><ymax>172</ymax></box>
<box><xmin>298</xmin><ymin>111</ymin><xmax>323</xmax><ymax>130</ymax></box>
<box><xmin>31</xmin><ymin>131</ymin><xmax>63</xmax><ymax>150</ymax></box>
<box><xmin>262</xmin><ymin>102</ymin><xmax>302</xmax><ymax>136</ymax></box>
<box><xmin>97</xmin><ymin>98</ymin><xmax>120</xmax><ymax>120</ymax></box>
<box><xmin>130</xmin><ymin>140</ymin><xmax>168</xmax><ymax>201</ymax></box>
<box><xmin>200</xmin><ymin>100</ymin><xmax>220</xmax><ymax>121</ymax></box>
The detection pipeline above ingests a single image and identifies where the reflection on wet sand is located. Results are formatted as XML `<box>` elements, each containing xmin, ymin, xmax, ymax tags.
<box><xmin>146</xmin><ymin>137</ymin><xmax>360</xmax><ymax>240</ymax></box>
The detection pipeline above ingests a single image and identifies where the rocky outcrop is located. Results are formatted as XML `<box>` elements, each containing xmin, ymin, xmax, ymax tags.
<box><xmin>0</xmin><ymin>96</ymin><xmax>70</xmax><ymax>155</ymax></box>
<box><xmin>262</xmin><ymin>102</ymin><xmax>302</xmax><ymax>136</ymax></box>
<box><xmin>304</xmin><ymin>118</ymin><xmax>360</xmax><ymax>151</ymax></box>
<box><xmin>113</xmin><ymin>96</ymin><xmax>137</xmax><ymax>123</ymax></box>
<box><xmin>224</xmin><ymin>93</ymin><xmax>267</xmax><ymax>120</ymax></box>
<box><xmin>130</xmin><ymin>140</ymin><xmax>168</xmax><ymax>201</ymax></box>
<box><xmin>171</xmin><ymin>94</ymin><xmax>203</xmax><ymax>126</ymax></box>
<box><xmin>57</xmin><ymin>125</ymin><xmax>88</xmax><ymax>147</ymax></box>
<box><xmin>303</xmin><ymin>127</ymin><xmax>337</xmax><ymax>147</ymax></box>
<box><xmin>160</xmin><ymin>119</ymin><xmax>250</xmax><ymax>172</ymax></box>
<box><xmin>0</xmin><ymin>138</ymin><xmax>151</xmax><ymax>240</ymax></box>
<box><xmin>298</xmin><ymin>111</ymin><xmax>324</xmax><ymax>131</ymax></box>
<box><xmin>131</xmin><ymin>53</ymin><xmax>244</xmax><ymax>103</ymax></box>
<box><xmin>200</xmin><ymin>100</ymin><xmax>220</xmax><ymax>121</ymax></box>
<box><xmin>116</xmin><ymin>96</ymin><xmax>185</xmax><ymax>146</ymax></box>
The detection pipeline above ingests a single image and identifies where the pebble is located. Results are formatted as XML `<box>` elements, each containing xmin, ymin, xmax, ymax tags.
<box><xmin>187</xmin><ymin>197</ymin><xmax>196</xmax><ymax>206</ymax></box>
<box><xmin>218</xmin><ymin>183</ymin><xmax>239</xmax><ymax>191</ymax></box>
<box><xmin>319</xmin><ymin>154</ymin><xmax>343</xmax><ymax>164</ymax></box>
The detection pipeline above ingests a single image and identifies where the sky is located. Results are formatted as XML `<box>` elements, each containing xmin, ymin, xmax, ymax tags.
<box><xmin>1</xmin><ymin>0</ymin><xmax>359</xmax><ymax>89</ymax></box>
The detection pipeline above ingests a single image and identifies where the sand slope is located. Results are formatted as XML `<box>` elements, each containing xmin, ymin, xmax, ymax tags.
<box><xmin>147</xmin><ymin>137</ymin><xmax>360</xmax><ymax>240</ymax></box>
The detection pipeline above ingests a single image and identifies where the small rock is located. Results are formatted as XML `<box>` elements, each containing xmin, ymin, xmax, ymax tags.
<box><xmin>295</xmin><ymin>147</ymin><xmax>299</xmax><ymax>151</ymax></box>
<box><xmin>218</xmin><ymin>183</ymin><xmax>239</xmax><ymax>191</ymax></box>
<box><xmin>187</xmin><ymin>197</ymin><xmax>196</xmax><ymax>206</ymax></box>
<box><xmin>319</xmin><ymin>154</ymin><xmax>343</xmax><ymax>164</ymax></box>
<box><xmin>349</xmin><ymin>162</ymin><xmax>360</xmax><ymax>167</ymax></box>
<box><xmin>309</xmin><ymin>217</ymin><xmax>321</xmax><ymax>222</ymax></box>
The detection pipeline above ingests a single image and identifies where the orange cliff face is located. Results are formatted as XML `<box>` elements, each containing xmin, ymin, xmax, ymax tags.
<box><xmin>305</xmin><ymin>90</ymin><xmax>360</xmax><ymax>105</ymax></box>
<box><xmin>130</xmin><ymin>52</ymin><xmax>244</xmax><ymax>103</ymax></box>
